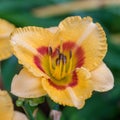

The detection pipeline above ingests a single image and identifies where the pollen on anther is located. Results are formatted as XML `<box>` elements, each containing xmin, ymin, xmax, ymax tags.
<box><xmin>56</xmin><ymin>58</ymin><xmax>60</xmax><ymax>65</ymax></box>
<box><xmin>59</xmin><ymin>53</ymin><xmax>64</xmax><ymax>60</ymax></box>
<box><xmin>62</xmin><ymin>55</ymin><xmax>67</xmax><ymax>64</ymax></box>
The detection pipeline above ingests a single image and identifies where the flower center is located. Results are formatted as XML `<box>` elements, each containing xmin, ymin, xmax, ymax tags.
<box><xmin>34</xmin><ymin>41</ymin><xmax>84</xmax><ymax>82</ymax></box>
<box><xmin>48</xmin><ymin>46</ymin><xmax>73</xmax><ymax>80</ymax></box>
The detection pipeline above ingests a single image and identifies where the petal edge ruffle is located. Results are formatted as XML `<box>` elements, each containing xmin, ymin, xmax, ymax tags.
<box><xmin>42</xmin><ymin>67</ymin><xmax>93</xmax><ymax>109</ymax></box>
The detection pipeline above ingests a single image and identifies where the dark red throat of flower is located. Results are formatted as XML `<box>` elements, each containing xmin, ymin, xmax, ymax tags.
<box><xmin>34</xmin><ymin>41</ymin><xmax>84</xmax><ymax>81</ymax></box>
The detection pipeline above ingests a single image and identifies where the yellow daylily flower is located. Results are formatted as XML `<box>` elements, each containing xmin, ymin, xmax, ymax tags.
<box><xmin>0</xmin><ymin>18</ymin><xmax>15</xmax><ymax>60</ymax></box>
<box><xmin>10</xmin><ymin>16</ymin><xmax>114</xmax><ymax>109</ymax></box>
<box><xmin>0</xmin><ymin>90</ymin><xmax>28</xmax><ymax>120</ymax></box>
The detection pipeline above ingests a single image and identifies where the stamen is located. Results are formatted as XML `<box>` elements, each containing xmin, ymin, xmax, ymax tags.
<box><xmin>54</xmin><ymin>53</ymin><xmax>66</xmax><ymax>80</ymax></box>
<box><xmin>62</xmin><ymin>55</ymin><xmax>67</xmax><ymax>64</ymax></box>
<box><xmin>61</xmin><ymin>61</ymin><xmax>66</xmax><ymax>78</ymax></box>
<box><xmin>48</xmin><ymin>46</ymin><xmax>54</xmax><ymax>73</ymax></box>
<box><xmin>49</xmin><ymin>56</ymin><xmax>54</xmax><ymax>73</ymax></box>
<box><xmin>59</xmin><ymin>53</ymin><xmax>64</xmax><ymax>60</ymax></box>
<box><xmin>69</xmin><ymin>50</ymin><xmax>72</xmax><ymax>59</ymax></box>
<box><xmin>48</xmin><ymin>46</ymin><xmax>52</xmax><ymax>55</ymax></box>
<box><xmin>53</xmin><ymin>65</ymin><xmax>60</xmax><ymax>80</ymax></box>
<box><xmin>50</xmin><ymin>46</ymin><xmax>73</xmax><ymax>80</ymax></box>
<box><xmin>59</xmin><ymin>59</ymin><xmax>62</xmax><ymax>76</ymax></box>
<box><xmin>56</xmin><ymin>58</ymin><xmax>60</xmax><ymax>65</ymax></box>
<box><xmin>53</xmin><ymin>58</ymin><xmax>62</xmax><ymax>80</ymax></box>
<box><xmin>56</xmin><ymin>48</ymin><xmax>60</xmax><ymax>55</ymax></box>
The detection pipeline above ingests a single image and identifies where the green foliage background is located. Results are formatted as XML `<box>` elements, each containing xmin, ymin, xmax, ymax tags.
<box><xmin>0</xmin><ymin>0</ymin><xmax>120</xmax><ymax>120</ymax></box>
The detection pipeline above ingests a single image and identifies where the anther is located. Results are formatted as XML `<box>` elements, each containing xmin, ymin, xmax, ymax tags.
<box><xmin>48</xmin><ymin>47</ymin><xmax>52</xmax><ymax>55</ymax></box>
<box><xmin>56</xmin><ymin>58</ymin><xmax>60</xmax><ymax>65</ymax></box>
<box><xmin>62</xmin><ymin>55</ymin><xmax>67</xmax><ymax>64</ymax></box>
<box><xmin>69</xmin><ymin>50</ymin><xmax>72</xmax><ymax>59</ymax></box>
<box><xmin>59</xmin><ymin>53</ymin><xmax>64</xmax><ymax>60</ymax></box>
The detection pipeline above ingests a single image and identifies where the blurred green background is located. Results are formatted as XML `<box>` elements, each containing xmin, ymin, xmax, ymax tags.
<box><xmin>0</xmin><ymin>0</ymin><xmax>120</xmax><ymax>120</ymax></box>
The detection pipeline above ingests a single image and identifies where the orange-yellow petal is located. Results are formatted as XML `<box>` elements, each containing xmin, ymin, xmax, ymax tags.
<box><xmin>91</xmin><ymin>62</ymin><xmax>114</xmax><ymax>92</ymax></box>
<box><xmin>46</xmin><ymin>27</ymin><xmax>60</xmax><ymax>49</ymax></box>
<box><xmin>58</xmin><ymin>16</ymin><xmax>82</xmax><ymax>41</ymax></box>
<box><xmin>0</xmin><ymin>19</ymin><xmax>15</xmax><ymax>37</ymax></box>
<box><xmin>11</xmin><ymin>68</ymin><xmax>46</xmax><ymax>98</ymax></box>
<box><xmin>42</xmin><ymin>67</ymin><xmax>93</xmax><ymax>109</ymax></box>
<box><xmin>47</xmin><ymin>27</ymin><xmax>58</xmax><ymax>34</ymax></box>
<box><xmin>59</xmin><ymin>16</ymin><xmax>107</xmax><ymax>71</ymax></box>
<box><xmin>0</xmin><ymin>38</ymin><xmax>12</xmax><ymax>60</ymax></box>
<box><xmin>0</xmin><ymin>90</ymin><xmax>14</xmax><ymax>120</ymax></box>
<box><xmin>11</xmin><ymin>26</ymin><xmax>54</xmax><ymax>77</ymax></box>
<box><xmin>0</xmin><ymin>19</ymin><xmax>15</xmax><ymax>60</ymax></box>
<box><xmin>13</xmin><ymin>111</ymin><xmax>28</xmax><ymax>120</ymax></box>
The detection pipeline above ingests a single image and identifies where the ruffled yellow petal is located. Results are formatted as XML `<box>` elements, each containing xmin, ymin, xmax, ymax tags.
<box><xmin>58</xmin><ymin>16</ymin><xmax>82</xmax><ymax>41</ymax></box>
<box><xmin>81</xmin><ymin>22</ymin><xmax>107</xmax><ymax>71</ymax></box>
<box><xmin>0</xmin><ymin>19</ymin><xmax>15</xmax><ymax>60</ymax></box>
<box><xmin>59</xmin><ymin>16</ymin><xmax>107</xmax><ymax>71</ymax></box>
<box><xmin>0</xmin><ymin>19</ymin><xmax>15</xmax><ymax>37</ymax></box>
<box><xmin>0</xmin><ymin>90</ymin><xmax>14</xmax><ymax>120</ymax></box>
<box><xmin>42</xmin><ymin>67</ymin><xmax>93</xmax><ymax>109</ymax></box>
<box><xmin>0</xmin><ymin>38</ymin><xmax>12</xmax><ymax>61</ymax></box>
<box><xmin>91</xmin><ymin>62</ymin><xmax>114</xmax><ymax>92</ymax></box>
<box><xmin>11</xmin><ymin>27</ymin><xmax>54</xmax><ymax>77</ymax></box>
<box><xmin>46</xmin><ymin>27</ymin><xmax>60</xmax><ymax>49</ymax></box>
<box><xmin>47</xmin><ymin>27</ymin><xmax>58</xmax><ymax>34</ymax></box>
<box><xmin>11</xmin><ymin>68</ymin><xmax>46</xmax><ymax>98</ymax></box>
<box><xmin>13</xmin><ymin>111</ymin><xmax>28</xmax><ymax>120</ymax></box>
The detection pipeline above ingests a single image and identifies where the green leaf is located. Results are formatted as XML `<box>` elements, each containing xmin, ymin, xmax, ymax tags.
<box><xmin>104</xmin><ymin>42</ymin><xmax>120</xmax><ymax>69</ymax></box>
<box><xmin>1</xmin><ymin>56</ymin><xmax>21</xmax><ymax>91</ymax></box>
<box><xmin>35</xmin><ymin>109</ymin><xmax>47</xmax><ymax>120</ymax></box>
<box><xmin>46</xmin><ymin>96</ymin><xmax>60</xmax><ymax>110</ymax></box>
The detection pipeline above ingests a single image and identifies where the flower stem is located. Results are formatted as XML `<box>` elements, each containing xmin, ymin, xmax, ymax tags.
<box><xmin>22</xmin><ymin>102</ymin><xmax>35</xmax><ymax>120</ymax></box>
